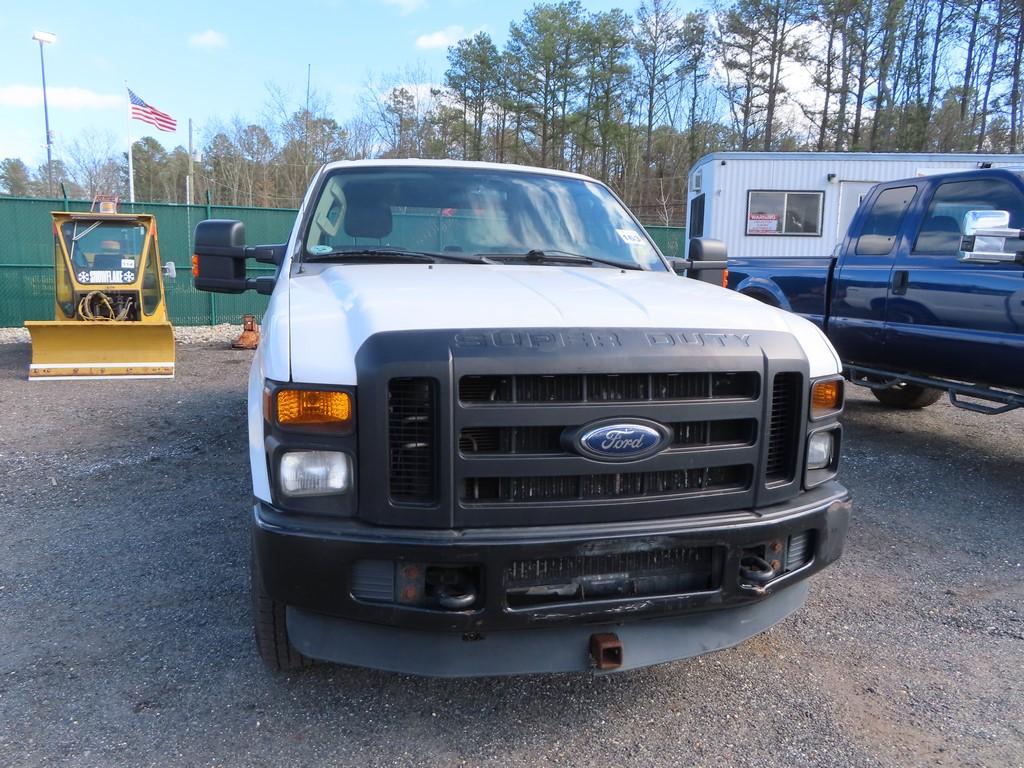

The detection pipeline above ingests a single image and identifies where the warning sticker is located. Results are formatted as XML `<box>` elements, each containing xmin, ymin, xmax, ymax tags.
<box><xmin>747</xmin><ymin>213</ymin><xmax>779</xmax><ymax>234</ymax></box>
<box><xmin>616</xmin><ymin>228</ymin><xmax>646</xmax><ymax>246</ymax></box>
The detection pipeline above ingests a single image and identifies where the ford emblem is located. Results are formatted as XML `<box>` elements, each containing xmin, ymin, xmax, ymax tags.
<box><xmin>572</xmin><ymin>420</ymin><xmax>670</xmax><ymax>462</ymax></box>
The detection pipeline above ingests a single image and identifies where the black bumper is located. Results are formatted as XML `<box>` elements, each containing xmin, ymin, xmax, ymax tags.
<box><xmin>253</xmin><ymin>481</ymin><xmax>850</xmax><ymax>674</ymax></box>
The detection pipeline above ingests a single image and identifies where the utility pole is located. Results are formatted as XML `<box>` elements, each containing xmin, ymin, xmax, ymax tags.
<box><xmin>32</xmin><ymin>31</ymin><xmax>56</xmax><ymax>197</ymax></box>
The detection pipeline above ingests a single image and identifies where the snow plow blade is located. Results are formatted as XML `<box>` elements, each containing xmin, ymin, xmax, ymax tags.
<box><xmin>24</xmin><ymin>321</ymin><xmax>175</xmax><ymax>380</ymax></box>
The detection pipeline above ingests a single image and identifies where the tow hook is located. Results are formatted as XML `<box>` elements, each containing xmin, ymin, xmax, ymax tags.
<box><xmin>437</xmin><ymin>585</ymin><xmax>477</xmax><ymax>610</ymax></box>
<box><xmin>589</xmin><ymin>633</ymin><xmax>623</xmax><ymax>671</ymax></box>
<box><xmin>738</xmin><ymin>555</ymin><xmax>777</xmax><ymax>595</ymax></box>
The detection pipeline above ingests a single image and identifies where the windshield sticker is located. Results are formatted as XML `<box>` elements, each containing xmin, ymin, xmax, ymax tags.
<box><xmin>308</xmin><ymin>244</ymin><xmax>334</xmax><ymax>255</ymax></box>
<box><xmin>77</xmin><ymin>270</ymin><xmax>136</xmax><ymax>284</ymax></box>
<box><xmin>121</xmin><ymin>258</ymin><xmax>136</xmax><ymax>269</ymax></box>
<box><xmin>616</xmin><ymin>228</ymin><xmax>645</xmax><ymax>246</ymax></box>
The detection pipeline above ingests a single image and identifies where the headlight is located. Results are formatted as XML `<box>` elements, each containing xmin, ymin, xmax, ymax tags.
<box><xmin>806</xmin><ymin>430</ymin><xmax>835</xmax><ymax>470</ymax></box>
<box><xmin>279</xmin><ymin>450</ymin><xmax>352</xmax><ymax>496</ymax></box>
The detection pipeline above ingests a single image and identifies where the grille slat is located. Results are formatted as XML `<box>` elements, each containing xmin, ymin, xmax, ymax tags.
<box><xmin>459</xmin><ymin>372</ymin><xmax>759</xmax><ymax>404</ymax></box>
<box><xmin>505</xmin><ymin>545</ymin><xmax>717</xmax><ymax>607</ymax></box>
<box><xmin>766</xmin><ymin>373</ymin><xmax>802</xmax><ymax>484</ymax></box>
<box><xmin>462</xmin><ymin>466</ymin><xmax>750</xmax><ymax>504</ymax></box>
<box><xmin>459</xmin><ymin>419</ymin><xmax>756</xmax><ymax>456</ymax></box>
<box><xmin>388</xmin><ymin>377</ymin><xmax>438</xmax><ymax>502</ymax></box>
<box><xmin>785</xmin><ymin>530</ymin><xmax>814</xmax><ymax>571</ymax></box>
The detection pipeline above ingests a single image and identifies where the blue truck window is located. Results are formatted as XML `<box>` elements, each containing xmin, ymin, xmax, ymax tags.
<box><xmin>855</xmin><ymin>185</ymin><xmax>917</xmax><ymax>256</ymax></box>
<box><xmin>913</xmin><ymin>178</ymin><xmax>1024</xmax><ymax>254</ymax></box>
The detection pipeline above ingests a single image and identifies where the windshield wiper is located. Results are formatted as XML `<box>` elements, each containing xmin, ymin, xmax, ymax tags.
<box><xmin>475</xmin><ymin>249</ymin><xmax>644</xmax><ymax>270</ymax></box>
<box><xmin>303</xmin><ymin>247</ymin><xmax>487</xmax><ymax>265</ymax></box>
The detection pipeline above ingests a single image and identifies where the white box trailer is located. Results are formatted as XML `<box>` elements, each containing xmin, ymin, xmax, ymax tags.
<box><xmin>685</xmin><ymin>151</ymin><xmax>1024</xmax><ymax>259</ymax></box>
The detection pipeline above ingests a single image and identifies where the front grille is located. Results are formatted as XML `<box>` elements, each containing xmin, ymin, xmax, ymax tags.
<box><xmin>766</xmin><ymin>373</ymin><xmax>802</xmax><ymax>484</ymax></box>
<box><xmin>388</xmin><ymin>377</ymin><xmax>437</xmax><ymax>502</ymax></box>
<box><xmin>505</xmin><ymin>544</ymin><xmax>718</xmax><ymax>607</ymax></box>
<box><xmin>462</xmin><ymin>465</ymin><xmax>750</xmax><ymax>504</ymax></box>
<box><xmin>459</xmin><ymin>372</ymin><xmax>760</xmax><ymax>404</ymax></box>
<box><xmin>458</xmin><ymin>419</ymin><xmax>756</xmax><ymax>455</ymax></box>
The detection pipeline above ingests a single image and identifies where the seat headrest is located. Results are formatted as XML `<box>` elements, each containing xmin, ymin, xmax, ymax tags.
<box><xmin>344</xmin><ymin>202</ymin><xmax>392</xmax><ymax>239</ymax></box>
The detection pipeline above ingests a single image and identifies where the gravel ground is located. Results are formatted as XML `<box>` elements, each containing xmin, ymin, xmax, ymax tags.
<box><xmin>0</xmin><ymin>342</ymin><xmax>1020</xmax><ymax>768</ymax></box>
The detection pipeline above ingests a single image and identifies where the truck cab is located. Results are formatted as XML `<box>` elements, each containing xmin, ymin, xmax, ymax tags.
<box><xmin>192</xmin><ymin>160</ymin><xmax>851</xmax><ymax>676</ymax></box>
<box><xmin>730</xmin><ymin>168</ymin><xmax>1024</xmax><ymax>413</ymax></box>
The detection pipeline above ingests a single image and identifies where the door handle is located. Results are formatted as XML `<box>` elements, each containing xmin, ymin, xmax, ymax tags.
<box><xmin>891</xmin><ymin>270</ymin><xmax>909</xmax><ymax>295</ymax></box>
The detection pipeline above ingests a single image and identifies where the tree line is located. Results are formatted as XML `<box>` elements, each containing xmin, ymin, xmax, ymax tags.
<box><xmin>2</xmin><ymin>0</ymin><xmax>1022</xmax><ymax>224</ymax></box>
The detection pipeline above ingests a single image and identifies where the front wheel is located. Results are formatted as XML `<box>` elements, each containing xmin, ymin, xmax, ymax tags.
<box><xmin>871</xmin><ymin>383</ymin><xmax>944</xmax><ymax>409</ymax></box>
<box><xmin>251</xmin><ymin>549</ymin><xmax>315</xmax><ymax>671</ymax></box>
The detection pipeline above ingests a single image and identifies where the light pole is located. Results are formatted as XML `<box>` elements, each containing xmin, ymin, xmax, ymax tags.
<box><xmin>32</xmin><ymin>31</ymin><xmax>56</xmax><ymax>197</ymax></box>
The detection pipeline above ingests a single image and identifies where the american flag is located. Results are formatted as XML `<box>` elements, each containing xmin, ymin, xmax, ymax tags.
<box><xmin>128</xmin><ymin>88</ymin><xmax>177</xmax><ymax>132</ymax></box>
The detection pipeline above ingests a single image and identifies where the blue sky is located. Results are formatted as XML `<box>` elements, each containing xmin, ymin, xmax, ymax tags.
<box><xmin>0</xmin><ymin>0</ymin><xmax>670</xmax><ymax>167</ymax></box>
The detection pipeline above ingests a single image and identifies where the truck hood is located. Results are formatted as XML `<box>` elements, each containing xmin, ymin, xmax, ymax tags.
<box><xmin>285</xmin><ymin>264</ymin><xmax>840</xmax><ymax>384</ymax></box>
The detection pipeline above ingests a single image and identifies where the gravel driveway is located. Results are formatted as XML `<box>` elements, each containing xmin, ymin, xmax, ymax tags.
<box><xmin>0</xmin><ymin>342</ymin><xmax>1020</xmax><ymax>767</ymax></box>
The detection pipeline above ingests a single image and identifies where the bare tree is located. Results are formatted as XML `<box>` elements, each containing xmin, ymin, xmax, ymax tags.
<box><xmin>65</xmin><ymin>129</ymin><xmax>124</xmax><ymax>200</ymax></box>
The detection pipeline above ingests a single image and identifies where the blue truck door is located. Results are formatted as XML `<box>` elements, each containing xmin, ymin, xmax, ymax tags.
<box><xmin>829</xmin><ymin>184</ymin><xmax>920</xmax><ymax>367</ymax></box>
<box><xmin>886</xmin><ymin>174</ymin><xmax>1024</xmax><ymax>389</ymax></box>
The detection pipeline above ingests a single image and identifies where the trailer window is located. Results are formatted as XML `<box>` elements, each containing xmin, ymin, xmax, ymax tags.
<box><xmin>855</xmin><ymin>186</ymin><xmax>917</xmax><ymax>256</ymax></box>
<box><xmin>689</xmin><ymin>193</ymin><xmax>705</xmax><ymax>238</ymax></box>
<box><xmin>746</xmin><ymin>191</ymin><xmax>822</xmax><ymax>236</ymax></box>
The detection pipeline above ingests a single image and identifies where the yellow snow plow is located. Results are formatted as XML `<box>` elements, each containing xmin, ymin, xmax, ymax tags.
<box><xmin>25</xmin><ymin>209</ymin><xmax>175</xmax><ymax>380</ymax></box>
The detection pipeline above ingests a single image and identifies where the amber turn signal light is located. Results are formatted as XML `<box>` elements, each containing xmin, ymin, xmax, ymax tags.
<box><xmin>276</xmin><ymin>389</ymin><xmax>353</xmax><ymax>427</ymax></box>
<box><xmin>811</xmin><ymin>379</ymin><xmax>842</xmax><ymax>417</ymax></box>
<box><xmin>191</xmin><ymin>254</ymin><xmax>200</xmax><ymax>279</ymax></box>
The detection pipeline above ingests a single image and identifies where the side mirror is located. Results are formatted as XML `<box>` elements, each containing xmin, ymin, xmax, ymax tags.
<box><xmin>673</xmin><ymin>238</ymin><xmax>728</xmax><ymax>285</ymax></box>
<box><xmin>959</xmin><ymin>210</ymin><xmax>1024</xmax><ymax>263</ymax></box>
<box><xmin>193</xmin><ymin>219</ymin><xmax>285</xmax><ymax>294</ymax></box>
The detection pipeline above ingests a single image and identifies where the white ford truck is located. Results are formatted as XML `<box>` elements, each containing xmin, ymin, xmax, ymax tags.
<box><xmin>192</xmin><ymin>159</ymin><xmax>851</xmax><ymax>676</ymax></box>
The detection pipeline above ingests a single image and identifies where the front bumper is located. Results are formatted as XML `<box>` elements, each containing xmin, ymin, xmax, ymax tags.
<box><xmin>254</xmin><ymin>481</ymin><xmax>851</xmax><ymax>675</ymax></box>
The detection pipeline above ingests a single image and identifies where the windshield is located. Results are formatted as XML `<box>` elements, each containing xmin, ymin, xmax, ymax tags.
<box><xmin>60</xmin><ymin>220</ymin><xmax>148</xmax><ymax>285</ymax></box>
<box><xmin>304</xmin><ymin>167</ymin><xmax>666</xmax><ymax>270</ymax></box>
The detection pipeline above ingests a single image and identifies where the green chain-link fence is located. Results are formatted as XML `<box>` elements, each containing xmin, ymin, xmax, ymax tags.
<box><xmin>0</xmin><ymin>194</ymin><xmax>684</xmax><ymax>327</ymax></box>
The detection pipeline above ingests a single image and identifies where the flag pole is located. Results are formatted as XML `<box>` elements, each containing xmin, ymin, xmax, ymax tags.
<box><xmin>125</xmin><ymin>82</ymin><xmax>135</xmax><ymax>204</ymax></box>
<box><xmin>187</xmin><ymin>118</ymin><xmax>194</xmax><ymax>205</ymax></box>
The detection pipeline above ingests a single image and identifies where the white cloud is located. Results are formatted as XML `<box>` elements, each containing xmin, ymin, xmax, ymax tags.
<box><xmin>415</xmin><ymin>25</ymin><xmax>465</xmax><ymax>49</ymax></box>
<box><xmin>188</xmin><ymin>29</ymin><xmax>227</xmax><ymax>48</ymax></box>
<box><xmin>0</xmin><ymin>85</ymin><xmax>122</xmax><ymax>110</ymax></box>
<box><xmin>381</xmin><ymin>0</ymin><xmax>425</xmax><ymax>15</ymax></box>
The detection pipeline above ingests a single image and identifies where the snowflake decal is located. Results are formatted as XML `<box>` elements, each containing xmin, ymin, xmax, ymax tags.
<box><xmin>122</xmin><ymin>271</ymin><xmax>136</xmax><ymax>283</ymax></box>
<box><xmin>77</xmin><ymin>271</ymin><xmax>90</xmax><ymax>283</ymax></box>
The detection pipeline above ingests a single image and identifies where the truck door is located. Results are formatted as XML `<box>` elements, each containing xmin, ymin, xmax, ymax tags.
<box><xmin>829</xmin><ymin>184</ymin><xmax>919</xmax><ymax>367</ymax></box>
<box><xmin>885</xmin><ymin>175</ymin><xmax>1024</xmax><ymax>389</ymax></box>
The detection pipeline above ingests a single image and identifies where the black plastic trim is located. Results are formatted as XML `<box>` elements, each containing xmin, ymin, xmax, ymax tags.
<box><xmin>354</xmin><ymin>327</ymin><xmax>810</xmax><ymax>529</ymax></box>
<box><xmin>252</xmin><ymin>481</ymin><xmax>851</xmax><ymax>634</ymax></box>
<box><xmin>263</xmin><ymin>379</ymin><xmax>359</xmax><ymax>517</ymax></box>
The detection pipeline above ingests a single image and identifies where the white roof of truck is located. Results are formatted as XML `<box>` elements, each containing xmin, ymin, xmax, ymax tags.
<box><xmin>318</xmin><ymin>158</ymin><xmax>596</xmax><ymax>182</ymax></box>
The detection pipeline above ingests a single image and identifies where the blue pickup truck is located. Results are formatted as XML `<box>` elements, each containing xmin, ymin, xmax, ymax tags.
<box><xmin>726</xmin><ymin>168</ymin><xmax>1024</xmax><ymax>413</ymax></box>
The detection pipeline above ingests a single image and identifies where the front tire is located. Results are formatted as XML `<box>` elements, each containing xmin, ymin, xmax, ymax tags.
<box><xmin>871</xmin><ymin>383</ymin><xmax>943</xmax><ymax>409</ymax></box>
<box><xmin>251</xmin><ymin>549</ymin><xmax>315</xmax><ymax>671</ymax></box>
